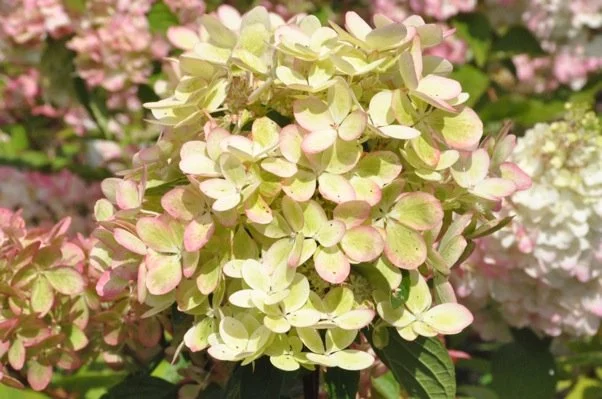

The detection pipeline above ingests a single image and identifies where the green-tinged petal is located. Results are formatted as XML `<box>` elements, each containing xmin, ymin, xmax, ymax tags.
<box><xmin>338</xmin><ymin>110</ymin><xmax>366</xmax><ymax>141</ymax></box>
<box><xmin>325</xmin><ymin>328</ymin><xmax>357</xmax><ymax>353</ymax></box>
<box><xmin>229</xmin><ymin>289</ymin><xmax>255</xmax><ymax>308</ymax></box>
<box><xmin>146</xmin><ymin>253</ymin><xmax>182</xmax><ymax>296</ymax></box>
<box><xmin>242</xmin><ymin>259</ymin><xmax>270</xmax><ymax>292</ymax></box>
<box><xmin>328</xmin><ymin>79</ymin><xmax>352</xmax><ymax>124</ymax></box>
<box><xmin>196</xmin><ymin>257</ymin><xmax>220</xmax><ymax>295</ymax></box>
<box><xmin>324</xmin><ymin>138</ymin><xmax>362</xmax><ymax>175</ymax></box>
<box><xmin>315</xmin><ymin>219</ymin><xmax>346</xmax><ymax>248</ymax></box>
<box><xmin>261</xmin><ymin>157</ymin><xmax>298</xmax><ymax>178</ymax></box>
<box><xmin>388</xmin><ymin>192</ymin><xmax>443</xmax><ymax>231</ymax></box>
<box><xmin>428</xmin><ymin>107</ymin><xmax>483</xmax><ymax>151</ymax></box>
<box><xmin>297</xmin><ymin>327</ymin><xmax>325</xmax><ymax>354</ymax></box>
<box><xmin>356</xmin><ymin>151</ymin><xmax>402</xmax><ymax>187</ymax></box>
<box><xmin>283</xmin><ymin>275</ymin><xmax>310</xmax><ymax>312</ymax></box>
<box><xmin>405</xmin><ymin>271</ymin><xmax>432</xmax><ymax>315</ymax></box>
<box><xmin>349</xmin><ymin>176</ymin><xmax>382</xmax><ymax>206</ymax></box>
<box><xmin>184</xmin><ymin>215</ymin><xmax>215</xmax><ymax>252</ymax></box>
<box><xmin>220</xmin><ymin>317</ymin><xmax>249</xmax><ymax>352</ymax></box>
<box><xmin>136</xmin><ymin>217</ymin><xmax>181</xmax><ymax>253</ymax></box>
<box><xmin>334</xmin><ymin>309</ymin><xmax>375</xmax><ymax>330</ymax></box>
<box><xmin>323</xmin><ymin>287</ymin><xmax>354</xmax><ymax>316</ymax></box>
<box><xmin>287</xmin><ymin>309</ymin><xmax>322</xmax><ymax>327</ymax></box>
<box><xmin>377</xmin><ymin>301</ymin><xmax>415</xmax><ymax>327</ymax></box>
<box><xmin>384</xmin><ymin>221</ymin><xmax>427</xmax><ymax>269</ymax></box>
<box><xmin>244</xmin><ymin>192</ymin><xmax>273</xmax><ymax>225</ymax></box>
<box><xmin>45</xmin><ymin>267</ymin><xmax>85</xmax><ymax>296</ymax></box>
<box><xmin>264</xmin><ymin>315</ymin><xmax>291</xmax><ymax>333</ymax></box>
<box><xmin>31</xmin><ymin>277</ymin><xmax>53</xmax><ymax>316</ymax></box>
<box><xmin>302</xmin><ymin>129</ymin><xmax>338</xmax><ymax>154</ymax></box>
<box><xmin>331</xmin><ymin>350</ymin><xmax>374</xmax><ymax>370</ymax></box>
<box><xmin>470</xmin><ymin>178</ymin><xmax>516</xmax><ymax>200</ymax></box>
<box><xmin>271</xmin><ymin>354</ymin><xmax>301</xmax><ymax>371</ymax></box>
<box><xmin>282</xmin><ymin>170</ymin><xmax>316</xmax><ymax>202</ymax></box>
<box><xmin>340</xmin><ymin>226</ymin><xmax>384</xmax><ymax>262</ymax></box>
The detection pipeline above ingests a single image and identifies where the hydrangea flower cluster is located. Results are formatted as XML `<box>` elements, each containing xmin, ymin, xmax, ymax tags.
<box><xmin>453</xmin><ymin>104</ymin><xmax>602</xmax><ymax>339</ymax></box>
<box><xmin>91</xmin><ymin>7</ymin><xmax>529</xmax><ymax>371</ymax></box>
<box><xmin>0</xmin><ymin>167</ymin><xmax>102</xmax><ymax>234</ymax></box>
<box><xmin>0</xmin><ymin>209</ymin><xmax>95</xmax><ymax>391</ymax></box>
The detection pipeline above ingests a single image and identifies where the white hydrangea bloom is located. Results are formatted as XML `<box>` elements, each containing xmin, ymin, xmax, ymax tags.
<box><xmin>454</xmin><ymin>104</ymin><xmax>602</xmax><ymax>338</ymax></box>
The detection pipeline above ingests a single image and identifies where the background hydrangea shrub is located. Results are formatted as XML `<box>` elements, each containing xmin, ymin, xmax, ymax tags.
<box><xmin>454</xmin><ymin>104</ymin><xmax>602</xmax><ymax>339</ymax></box>
<box><xmin>90</xmin><ymin>6</ymin><xmax>529</xmax><ymax>378</ymax></box>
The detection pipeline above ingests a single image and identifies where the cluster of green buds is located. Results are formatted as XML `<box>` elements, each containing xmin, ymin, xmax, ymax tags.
<box><xmin>92</xmin><ymin>7</ymin><xmax>530</xmax><ymax>371</ymax></box>
<box><xmin>0</xmin><ymin>209</ymin><xmax>94</xmax><ymax>391</ymax></box>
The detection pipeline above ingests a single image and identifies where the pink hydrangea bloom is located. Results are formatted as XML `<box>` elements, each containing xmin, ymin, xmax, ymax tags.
<box><xmin>0</xmin><ymin>0</ymin><xmax>72</xmax><ymax>45</ymax></box>
<box><xmin>67</xmin><ymin>0</ymin><xmax>163</xmax><ymax>94</ymax></box>
<box><xmin>0</xmin><ymin>167</ymin><xmax>101</xmax><ymax>234</ymax></box>
<box><xmin>164</xmin><ymin>0</ymin><xmax>206</xmax><ymax>25</ymax></box>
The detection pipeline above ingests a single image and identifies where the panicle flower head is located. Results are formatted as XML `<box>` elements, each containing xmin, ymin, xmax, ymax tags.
<box><xmin>454</xmin><ymin>104</ymin><xmax>602</xmax><ymax>339</ymax></box>
<box><xmin>92</xmin><ymin>7</ymin><xmax>528</xmax><ymax>371</ymax></box>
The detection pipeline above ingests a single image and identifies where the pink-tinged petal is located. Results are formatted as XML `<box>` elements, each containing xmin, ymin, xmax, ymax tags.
<box><xmin>184</xmin><ymin>215</ymin><xmax>215</xmax><ymax>252</ymax></box>
<box><xmin>244</xmin><ymin>193</ymin><xmax>273</xmax><ymax>225</ymax></box>
<box><xmin>182</xmin><ymin>250</ymin><xmax>200</xmax><ymax>278</ymax></box>
<box><xmin>27</xmin><ymin>361</ymin><xmax>52</xmax><ymax>391</ymax></box>
<box><xmin>96</xmin><ymin>269</ymin><xmax>128</xmax><ymax>300</ymax></box>
<box><xmin>450</xmin><ymin>149</ymin><xmax>490</xmax><ymax>188</ymax></box>
<box><xmin>491</xmin><ymin>134</ymin><xmax>516</xmax><ymax>166</ymax></box>
<box><xmin>115</xmin><ymin>180</ymin><xmax>140</xmax><ymax>210</ymax></box>
<box><xmin>338</xmin><ymin>110</ymin><xmax>366</xmax><ymax>141</ymax></box>
<box><xmin>199</xmin><ymin>178</ymin><xmax>238</xmax><ymax>199</ymax></box>
<box><xmin>499</xmin><ymin>162</ymin><xmax>532</xmax><ymax>190</ymax></box>
<box><xmin>366</xmin><ymin>23</ymin><xmax>411</xmax><ymax>51</ymax></box>
<box><xmin>341</xmin><ymin>226</ymin><xmax>384</xmax><ymax>262</ymax></box>
<box><xmin>161</xmin><ymin>187</ymin><xmax>199</xmax><ymax>220</ymax></box>
<box><xmin>8</xmin><ymin>340</ymin><xmax>25</xmax><ymax>370</ymax></box>
<box><xmin>470</xmin><ymin>178</ymin><xmax>517</xmax><ymax>200</ymax></box>
<box><xmin>389</xmin><ymin>192</ymin><xmax>443</xmax><ymax>231</ymax></box>
<box><xmin>167</xmin><ymin>26</ymin><xmax>198</xmax><ymax>50</ymax></box>
<box><xmin>294</xmin><ymin>97</ymin><xmax>333</xmax><ymax>132</ymax></box>
<box><xmin>318</xmin><ymin>173</ymin><xmax>356</xmax><ymax>204</ymax></box>
<box><xmin>345</xmin><ymin>11</ymin><xmax>372</xmax><ymax>41</ymax></box>
<box><xmin>314</xmin><ymin>246</ymin><xmax>350</xmax><ymax>283</ymax></box>
<box><xmin>179</xmin><ymin>142</ymin><xmax>220</xmax><ymax>176</ymax></box>
<box><xmin>223</xmin><ymin>135</ymin><xmax>255</xmax><ymax>160</ymax></box>
<box><xmin>384</xmin><ymin>221</ymin><xmax>426</xmax><ymax>269</ymax></box>
<box><xmin>261</xmin><ymin>157</ymin><xmax>298</xmax><ymax>178</ymax></box>
<box><xmin>114</xmin><ymin>228</ymin><xmax>147</xmax><ymax>255</ymax></box>
<box><xmin>349</xmin><ymin>176</ymin><xmax>382</xmax><ymax>206</ymax></box>
<box><xmin>431</xmin><ymin>107</ymin><xmax>483</xmax><ymax>151</ymax></box>
<box><xmin>423</xmin><ymin>303</ymin><xmax>473</xmax><ymax>334</ymax></box>
<box><xmin>333</xmin><ymin>201</ymin><xmax>371</xmax><ymax>228</ymax></box>
<box><xmin>416</xmin><ymin>75</ymin><xmax>462</xmax><ymax>101</ymax></box>
<box><xmin>302</xmin><ymin>129</ymin><xmax>338</xmax><ymax>154</ymax></box>
<box><xmin>282</xmin><ymin>170</ymin><xmax>317</xmax><ymax>202</ymax></box>
<box><xmin>288</xmin><ymin>234</ymin><xmax>305</xmax><ymax>268</ymax></box>
<box><xmin>315</xmin><ymin>219</ymin><xmax>347</xmax><ymax>248</ymax></box>
<box><xmin>379</xmin><ymin>125</ymin><xmax>421</xmax><ymax>140</ymax></box>
<box><xmin>145</xmin><ymin>254</ymin><xmax>182</xmax><ymax>296</ymax></box>
<box><xmin>279</xmin><ymin>124</ymin><xmax>305</xmax><ymax>164</ymax></box>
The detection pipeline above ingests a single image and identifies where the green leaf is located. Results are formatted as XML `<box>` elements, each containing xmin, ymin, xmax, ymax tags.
<box><xmin>221</xmin><ymin>357</ymin><xmax>288</xmax><ymax>399</ymax></box>
<box><xmin>325</xmin><ymin>368</ymin><xmax>359</xmax><ymax>399</ymax></box>
<box><xmin>367</xmin><ymin>328</ymin><xmax>456</xmax><ymax>399</ymax></box>
<box><xmin>371</xmin><ymin>371</ymin><xmax>401</xmax><ymax>399</ymax></box>
<box><xmin>491</xmin><ymin>330</ymin><xmax>556</xmax><ymax>399</ymax></box>
<box><xmin>148</xmin><ymin>1</ymin><xmax>179</xmax><ymax>34</ymax></box>
<box><xmin>492</xmin><ymin>26</ymin><xmax>545</xmax><ymax>58</ymax></box>
<box><xmin>452</xmin><ymin>13</ymin><xmax>493</xmax><ymax>67</ymax></box>
<box><xmin>566</xmin><ymin>377</ymin><xmax>602</xmax><ymax>399</ymax></box>
<box><xmin>101</xmin><ymin>374</ymin><xmax>178</xmax><ymax>399</ymax></box>
<box><xmin>450</xmin><ymin>65</ymin><xmax>490</xmax><ymax>107</ymax></box>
